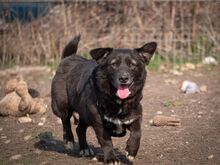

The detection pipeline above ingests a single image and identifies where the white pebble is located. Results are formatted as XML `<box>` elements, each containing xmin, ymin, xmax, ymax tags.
<box><xmin>56</xmin><ymin>118</ymin><xmax>62</xmax><ymax>124</ymax></box>
<box><xmin>18</xmin><ymin>117</ymin><xmax>32</xmax><ymax>123</ymax></box>
<box><xmin>208</xmin><ymin>154</ymin><xmax>214</xmax><ymax>160</ymax></box>
<box><xmin>40</xmin><ymin>117</ymin><xmax>46</xmax><ymax>123</ymax></box>
<box><xmin>10</xmin><ymin>154</ymin><xmax>22</xmax><ymax>160</ymax></box>
<box><xmin>4</xmin><ymin>139</ymin><xmax>11</xmax><ymax>144</ymax></box>
<box><xmin>92</xmin><ymin>157</ymin><xmax>98</xmax><ymax>161</ymax></box>
<box><xmin>24</xmin><ymin>135</ymin><xmax>32</xmax><ymax>141</ymax></box>
<box><xmin>1</xmin><ymin>135</ymin><xmax>7</xmax><ymax>139</ymax></box>
<box><xmin>0</xmin><ymin>127</ymin><xmax>3</xmax><ymax>131</ymax></box>
<box><xmin>38</xmin><ymin>122</ymin><xmax>44</xmax><ymax>126</ymax></box>
<box><xmin>34</xmin><ymin>149</ymin><xmax>42</xmax><ymax>155</ymax></box>
<box><xmin>157</xmin><ymin>111</ymin><xmax>163</xmax><ymax>115</ymax></box>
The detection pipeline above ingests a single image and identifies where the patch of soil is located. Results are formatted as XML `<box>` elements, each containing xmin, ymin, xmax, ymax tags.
<box><xmin>0</xmin><ymin>66</ymin><xmax>219</xmax><ymax>165</ymax></box>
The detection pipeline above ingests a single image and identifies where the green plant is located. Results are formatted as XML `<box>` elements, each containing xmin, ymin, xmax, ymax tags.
<box><xmin>147</xmin><ymin>53</ymin><xmax>167</xmax><ymax>71</ymax></box>
<box><xmin>163</xmin><ymin>100</ymin><xmax>175</xmax><ymax>107</ymax></box>
<box><xmin>47</xmin><ymin>58</ymin><xmax>59</xmax><ymax>71</ymax></box>
<box><xmin>191</xmin><ymin>36</ymin><xmax>214</xmax><ymax>64</ymax></box>
<box><xmin>82</xmin><ymin>53</ymin><xmax>92</xmax><ymax>60</ymax></box>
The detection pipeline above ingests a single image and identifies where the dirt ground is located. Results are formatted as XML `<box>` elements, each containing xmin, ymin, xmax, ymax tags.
<box><xmin>0</xmin><ymin>65</ymin><xmax>219</xmax><ymax>165</ymax></box>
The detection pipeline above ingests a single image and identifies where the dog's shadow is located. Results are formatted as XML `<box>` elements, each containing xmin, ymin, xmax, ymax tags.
<box><xmin>34</xmin><ymin>132</ymin><xmax>132</xmax><ymax>164</ymax></box>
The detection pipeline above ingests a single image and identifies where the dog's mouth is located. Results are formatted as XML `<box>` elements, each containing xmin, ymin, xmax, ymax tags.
<box><xmin>116</xmin><ymin>84</ymin><xmax>132</xmax><ymax>100</ymax></box>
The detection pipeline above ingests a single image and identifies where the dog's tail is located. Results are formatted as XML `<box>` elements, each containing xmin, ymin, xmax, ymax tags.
<box><xmin>61</xmin><ymin>35</ymin><xmax>81</xmax><ymax>59</ymax></box>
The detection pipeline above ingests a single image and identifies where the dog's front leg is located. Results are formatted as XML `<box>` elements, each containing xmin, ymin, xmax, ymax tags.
<box><xmin>92</xmin><ymin>122</ymin><xmax>119</xmax><ymax>164</ymax></box>
<box><xmin>125</xmin><ymin>118</ymin><xmax>142</xmax><ymax>161</ymax></box>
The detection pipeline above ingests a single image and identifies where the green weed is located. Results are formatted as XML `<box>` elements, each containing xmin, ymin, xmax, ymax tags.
<box><xmin>163</xmin><ymin>100</ymin><xmax>175</xmax><ymax>107</ymax></box>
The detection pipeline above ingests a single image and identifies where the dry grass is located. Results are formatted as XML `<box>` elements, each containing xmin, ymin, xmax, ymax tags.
<box><xmin>0</xmin><ymin>1</ymin><xmax>220</xmax><ymax>67</ymax></box>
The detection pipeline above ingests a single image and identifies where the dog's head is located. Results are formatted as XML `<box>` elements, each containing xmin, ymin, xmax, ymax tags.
<box><xmin>90</xmin><ymin>42</ymin><xmax>157</xmax><ymax>100</ymax></box>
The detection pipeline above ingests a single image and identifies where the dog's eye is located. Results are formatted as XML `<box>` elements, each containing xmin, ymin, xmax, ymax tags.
<box><xmin>130</xmin><ymin>60</ymin><xmax>137</xmax><ymax>69</ymax></box>
<box><xmin>110</xmin><ymin>59</ymin><xmax>118</xmax><ymax>68</ymax></box>
<box><xmin>111</xmin><ymin>62</ymin><xmax>118</xmax><ymax>68</ymax></box>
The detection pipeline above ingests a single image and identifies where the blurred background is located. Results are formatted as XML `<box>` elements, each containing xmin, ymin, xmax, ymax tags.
<box><xmin>0</xmin><ymin>0</ymin><xmax>219</xmax><ymax>69</ymax></box>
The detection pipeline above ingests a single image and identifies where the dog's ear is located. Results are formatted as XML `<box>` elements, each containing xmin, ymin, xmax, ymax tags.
<box><xmin>90</xmin><ymin>48</ymin><xmax>113</xmax><ymax>62</ymax></box>
<box><xmin>135</xmin><ymin>42</ymin><xmax>157</xmax><ymax>65</ymax></box>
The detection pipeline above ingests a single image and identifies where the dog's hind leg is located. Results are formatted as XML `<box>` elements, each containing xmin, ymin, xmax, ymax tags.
<box><xmin>76</xmin><ymin>119</ymin><xmax>94</xmax><ymax>156</ymax></box>
<box><xmin>61</xmin><ymin>113</ymin><xmax>75</xmax><ymax>150</ymax></box>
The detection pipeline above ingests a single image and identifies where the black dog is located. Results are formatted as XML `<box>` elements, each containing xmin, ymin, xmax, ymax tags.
<box><xmin>51</xmin><ymin>35</ymin><xmax>157</xmax><ymax>163</ymax></box>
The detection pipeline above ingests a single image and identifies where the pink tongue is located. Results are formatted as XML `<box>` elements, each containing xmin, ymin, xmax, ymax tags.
<box><xmin>117</xmin><ymin>86</ymin><xmax>131</xmax><ymax>99</ymax></box>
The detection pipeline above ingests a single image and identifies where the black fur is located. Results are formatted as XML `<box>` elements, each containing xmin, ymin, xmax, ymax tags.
<box><xmin>61</xmin><ymin>35</ymin><xmax>81</xmax><ymax>59</ymax></box>
<box><xmin>51</xmin><ymin>35</ymin><xmax>157</xmax><ymax>163</ymax></box>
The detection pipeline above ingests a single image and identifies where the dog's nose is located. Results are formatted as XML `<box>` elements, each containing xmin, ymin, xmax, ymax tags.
<box><xmin>119</xmin><ymin>75</ymin><xmax>129</xmax><ymax>84</ymax></box>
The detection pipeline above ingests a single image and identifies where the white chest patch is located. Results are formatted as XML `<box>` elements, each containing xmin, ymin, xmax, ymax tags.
<box><xmin>104</xmin><ymin>115</ymin><xmax>136</xmax><ymax>135</ymax></box>
<box><xmin>104</xmin><ymin>115</ymin><xmax>135</xmax><ymax>126</ymax></box>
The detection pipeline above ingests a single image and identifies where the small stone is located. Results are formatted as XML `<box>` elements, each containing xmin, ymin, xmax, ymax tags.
<box><xmin>200</xmin><ymin>85</ymin><xmax>207</xmax><ymax>92</ymax></box>
<box><xmin>92</xmin><ymin>157</ymin><xmax>98</xmax><ymax>161</ymax></box>
<box><xmin>4</xmin><ymin>139</ymin><xmax>11</xmax><ymax>144</ymax></box>
<box><xmin>170</xmin><ymin>70</ymin><xmax>183</xmax><ymax>76</ymax></box>
<box><xmin>157</xmin><ymin>111</ymin><xmax>163</xmax><ymax>115</ymax></box>
<box><xmin>0</xmin><ymin>127</ymin><xmax>3</xmax><ymax>131</ymax></box>
<box><xmin>185</xmin><ymin>63</ymin><xmax>196</xmax><ymax>70</ymax></box>
<box><xmin>56</xmin><ymin>118</ymin><xmax>62</xmax><ymax>124</ymax></box>
<box><xmin>24</xmin><ymin>135</ymin><xmax>32</xmax><ymax>141</ymax></box>
<box><xmin>208</xmin><ymin>154</ymin><xmax>214</xmax><ymax>160</ymax></box>
<box><xmin>19</xmin><ymin>129</ymin><xmax>25</xmax><ymax>133</ymax></box>
<box><xmin>1</xmin><ymin>135</ymin><xmax>7</xmax><ymax>139</ymax></box>
<box><xmin>18</xmin><ymin>117</ymin><xmax>32</xmax><ymax>123</ymax></box>
<box><xmin>34</xmin><ymin>149</ymin><xmax>42</xmax><ymax>155</ymax></box>
<box><xmin>10</xmin><ymin>154</ymin><xmax>22</xmax><ymax>160</ymax></box>
<box><xmin>38</xmin><ymin>122</ymin><xmax>44</xmax><ymax>126</ymax></box>
<box><xmin>40</xmin><ymin>117</ymin><xmax>46</xmax><ymax>123</ymax></box>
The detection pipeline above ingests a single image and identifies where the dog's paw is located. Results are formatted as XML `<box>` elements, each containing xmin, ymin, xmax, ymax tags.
<box><xmin>79</xmin><ymin>148</ymin><xmax>94</xmax><ymax>157</ymax></box>
<box><xmin>125</xmin><ymin>151</ymin><xmax>135</xmax><ymax>162</ymax></box>
<box><xmin>108</xmin><ymin>161</ymin><xmax>120</xmax><ymax>165</ymax></box>
<box><xmin>64</xmin><ymin>141</ymin><xmax>74</xmax><ymax>150</ymax></box>
<box><xmin>127</xmin><ymin>155</ymin><xmax>134</xmax><ymax>161</ymax></box>
<box><xmin>105</xmin><ymin>159</ymin><xmax>120</xmax><ymax>165</ymax></box>
<box><xmin>92</xmin><ymin>156</ymin><xmax>98</xmax><ymax>161</ymax></box>
<box><xmin>104</xmin><ymin>154</ymin><xmax>120</xmax><ymax>164</ymax></box>
<box><xmin>93</xmin><ymin>152</ymin><xmax>120</xmax><ymax>164</ymax></box>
